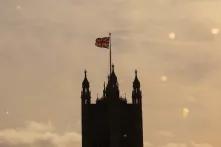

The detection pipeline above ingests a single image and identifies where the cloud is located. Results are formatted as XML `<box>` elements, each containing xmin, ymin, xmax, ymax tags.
<box><xmin>161</xmin><ymin>143</ymin><xmax>187</xmax><ymax>147</ymax></box>
<box><xmin>144</xmin><ymin>141</ymin><xmax>153</xmax><ymax>147</ymax></box>
<box><xmin>0</xmin><ymin>121</ymin><xmax>81</xmax><ymax>147</ymax></box>
<box><xmin>156</xmin><ymin>130</ymin><xmax>175</xmax><ymax>138</ymax></box>
<box><xmin>191</xmin><ymin>142</ymin><xmax>214</xmax><ymax>147</ymax></box>
<box><xmin>160</xmin><ymin>142</ymin><xmax>214</xmax><ymax>147</ymax></box>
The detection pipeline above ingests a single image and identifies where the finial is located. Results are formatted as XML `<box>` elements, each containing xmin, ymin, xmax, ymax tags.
<box><xmin>112</xmin><ymin>64</ymin><xmax>115</xmax><ymax>72</ymax></box>
<box><xmin>135</xmin><ymin>69</ymin><xmax>138</xmax><ymax>76</ymax></box>
<box><xmin>84</xmin><ymin>70</ymin><xmax>87</xmax><ymax>78</ymax></box>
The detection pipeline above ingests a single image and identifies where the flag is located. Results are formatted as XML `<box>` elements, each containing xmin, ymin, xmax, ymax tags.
<box><xmin>95</xmin><ymin>37</ymin><xmax>110</xmax><ymax>48</ymax></box>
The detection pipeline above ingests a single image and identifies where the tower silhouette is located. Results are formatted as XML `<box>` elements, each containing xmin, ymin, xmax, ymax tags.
<box><xmin>81</xmin><ymin>65</ymin><xmax>143</xmax><ymax>147</ymax></box>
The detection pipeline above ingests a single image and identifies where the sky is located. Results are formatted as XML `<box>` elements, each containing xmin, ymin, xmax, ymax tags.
<box><xmin>0</xmin><ymin>0</ymin><xmax>221</xmax><ymax>147</ymax></box>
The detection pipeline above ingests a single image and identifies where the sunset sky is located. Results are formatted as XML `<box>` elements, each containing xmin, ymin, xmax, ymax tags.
<box><xmin>0</xmin><ymin>0</ymin><xmax>221</xmax><ymax>147</ymax></box>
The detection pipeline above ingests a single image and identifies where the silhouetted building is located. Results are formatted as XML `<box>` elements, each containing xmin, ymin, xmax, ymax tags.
<box><xmin>81</xmin><ymin>65</ymin><xmax>143</xmax><ymax>147</ymax></box>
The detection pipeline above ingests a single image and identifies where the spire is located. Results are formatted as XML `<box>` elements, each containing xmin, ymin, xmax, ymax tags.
<box><xmin>105</xmin><ymin>64</ymin><xmax>120</xmax><ymax>99</ymax></box>
<box><xmin>132</xmin><ymin>70</ymin><xmax>142</xmax><ymax>104</ymax></box>
<box><xmin>81</xmin><ymin>70</ymin><xmax>91</xmax><ymax>104</ymax></box>
<box><xmin>109</xmin><ymin>64</ymin><xmax>117</xmax><ymax>84</ymax></box>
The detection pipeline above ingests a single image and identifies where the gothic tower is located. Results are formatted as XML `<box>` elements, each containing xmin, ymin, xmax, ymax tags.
<box><xmin>81</xmin><ymin>65</ymin><xmax>143</xmax><ymax>147</ymax></box>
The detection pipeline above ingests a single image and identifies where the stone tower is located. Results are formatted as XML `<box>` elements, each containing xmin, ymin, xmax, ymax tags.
<box><xmin>81</xmin><ymin>65</ymin><xmax>143</xmax><ymax>147</ymax></box>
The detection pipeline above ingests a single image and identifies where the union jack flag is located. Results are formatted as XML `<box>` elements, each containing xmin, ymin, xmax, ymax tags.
<box><xmin>95</xmin><ymin>37</ymin><xmax>110</xmax><ymax>48</ymax></box>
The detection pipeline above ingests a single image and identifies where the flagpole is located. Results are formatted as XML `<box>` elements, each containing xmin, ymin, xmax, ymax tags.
<box><xmin>109</xmin><ymin>33</ymin><xmax>112</xmax><ymax>75</ymax></box>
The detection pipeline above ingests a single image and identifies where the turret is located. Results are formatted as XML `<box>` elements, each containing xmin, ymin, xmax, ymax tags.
<box><xmin>132</xmin><ymin>70</ymin><xmax>142</xmax><ymax>104</ymax></box>
<box><xmin>81</xmin><ymin>70</ymin><xmax>91</xmax><ymax>104</ymax></box>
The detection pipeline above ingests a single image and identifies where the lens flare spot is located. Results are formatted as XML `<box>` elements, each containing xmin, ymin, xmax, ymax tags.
<box><xmin>169</xmin><ymin>32</ymin><xmax>176</xmax><ymax>40</ymax></box>
<box><xmin>211</xmin><ymin>28</ymin><xmax>219</xmax><ymax>35</ymax></box>
<box><xmin>16</xmin><ymin>5</ymin><xmax>22</xmax><ymax>10</ymax></box>
<box><xmin>182</xmin><ymin>107</ymin><xmax>190</xmax><ymax>119</ymax></box>
<box><xmin>161</xmin><ymin>75</ymin><xmax>168</xmax><ymax>82</ymax></box>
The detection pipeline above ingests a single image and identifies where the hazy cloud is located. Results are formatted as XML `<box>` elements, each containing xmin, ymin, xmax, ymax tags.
<box><xmin>156</xmin><ymin>130</ymin><xmax>175</xmax><ymax>138</ymax></box>
<box><xmin>0</xmin><ymin>121</ymin><xmax>81</xmax><ymax>147</ymax></box>
<box><xmin>160</xmin><ymin>142</ymin><xmax>214</xmax><ymax>147</ymax></box>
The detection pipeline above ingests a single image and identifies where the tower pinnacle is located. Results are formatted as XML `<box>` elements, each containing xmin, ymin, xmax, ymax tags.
<box><xmin>133</xmin><ymin>69</ymin><xmax>140</xmax><ymax>89</ymax></box>
<box><xmin>81</xmin><ymin>70</ymin><xmax>91</xmax><ymax>104</ymax></box>
<box><xmin>132</xmin><ymin>70</ymin><xmax>142</xmax><ymax>104</ymax></box>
